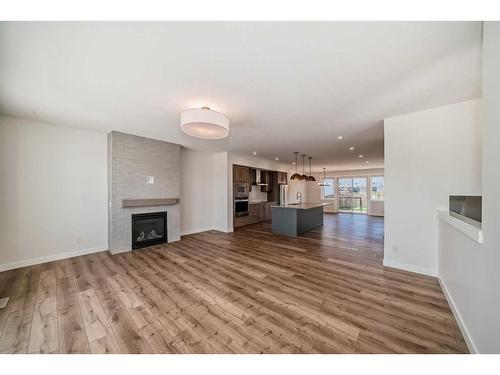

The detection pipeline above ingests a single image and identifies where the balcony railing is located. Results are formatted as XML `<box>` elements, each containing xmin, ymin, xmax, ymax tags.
<box><xmin>339</xmin><ymin>197</ymin><xmax>367</xmax><ymax>212</ymax></box>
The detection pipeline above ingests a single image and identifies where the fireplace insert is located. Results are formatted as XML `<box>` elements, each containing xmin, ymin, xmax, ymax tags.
<box><xmin>131</xmin><ymin>211</ymin><xmax>168</xmax><ymax>249</ymax></box>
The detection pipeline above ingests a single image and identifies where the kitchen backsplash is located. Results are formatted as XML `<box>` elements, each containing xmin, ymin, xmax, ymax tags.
<box><xmin>249</xmin><ymin>188</ymin><xmax>268</xmax><ymax>202</ymax></box>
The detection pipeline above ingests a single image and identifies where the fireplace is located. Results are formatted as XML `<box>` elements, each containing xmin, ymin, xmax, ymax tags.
<box><xmin>131</xmin><ymin>211</ymin><xmax>168</xmax><ymax>249</ymax></box>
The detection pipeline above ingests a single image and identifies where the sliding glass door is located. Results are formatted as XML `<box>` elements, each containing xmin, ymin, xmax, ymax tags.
<box><xmin>338</xmin><ymin>177</ymin><xmax>368</xmax><ymax>214</ymax></box>
<box><xmin>338</xmin><ymin>178</ymin><xmax>353</xmax><ymax>212</ymax></box>
<box><xmin>352</xmin><ymin>177</ymin><xmax>368</xmax><ymax>213</ymax></box>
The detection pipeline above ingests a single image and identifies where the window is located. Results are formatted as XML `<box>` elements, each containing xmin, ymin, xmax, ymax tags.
<box><xmin>321</xmin><ymin>178</ymin><xmax>335</xmax><ymax>200</ymax></box>
<box><xmin>371</xmin><ymin>176</ymin><xmax>384</xmax><ymax>201</ymax></box>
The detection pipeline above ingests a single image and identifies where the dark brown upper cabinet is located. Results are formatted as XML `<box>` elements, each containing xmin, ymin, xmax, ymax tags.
<box><xmin>233</xmin><ymin>165</ymin><xmax>250</xmax><ymax>184</ymax></box>
<box><xmin>260</xmin><ymin>170</ymin><xmax>272</xmax><ymax>192</ymax></box>
<box><xmin>250</xmin><ymin>168</ymin><xmax>257</xmax><ymax>185</ymax></box>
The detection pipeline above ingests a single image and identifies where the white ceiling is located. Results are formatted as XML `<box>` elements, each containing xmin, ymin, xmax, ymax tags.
<box><xmin>0</xmin><ymin>22</ymin><xmax>482</xmax><ymax>171</ymax></box>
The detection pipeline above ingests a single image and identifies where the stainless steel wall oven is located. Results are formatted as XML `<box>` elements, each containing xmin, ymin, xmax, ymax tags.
<box><xmin>234</xmin><ymin>196</ymin><xmax>249</xmax><ymax>217</ymax></box>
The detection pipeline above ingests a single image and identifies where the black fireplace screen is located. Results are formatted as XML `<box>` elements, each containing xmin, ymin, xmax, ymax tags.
<box><xmin>131</xmin><ymin>211</ymin><xmax>168</xmax><ymax>249</ymax></box>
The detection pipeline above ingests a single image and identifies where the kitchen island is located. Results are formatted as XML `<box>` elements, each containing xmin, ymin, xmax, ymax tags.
<box><xmin>271</xmin><ymin>202</ymin><xmax>331</xmax><ymax>237</ymax></box>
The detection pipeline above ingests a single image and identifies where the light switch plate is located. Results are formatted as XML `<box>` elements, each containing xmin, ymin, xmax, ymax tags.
<box><xmin>147</xmin><ymin>176</ymin><xmax>154</xmax><ymax>184</ymax></box>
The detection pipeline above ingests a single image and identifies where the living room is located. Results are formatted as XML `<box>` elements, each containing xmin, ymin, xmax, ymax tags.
<box><xmin>0</xmin><ymin>1</ymin><xmax>499</xmax><ymax>374</ymax></box>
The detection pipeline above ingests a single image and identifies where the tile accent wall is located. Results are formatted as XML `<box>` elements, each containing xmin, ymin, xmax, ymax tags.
<box><xmin>108</xmin><ymin>131</ymin><xmax>181</xmax><ymax>253</ymax></box>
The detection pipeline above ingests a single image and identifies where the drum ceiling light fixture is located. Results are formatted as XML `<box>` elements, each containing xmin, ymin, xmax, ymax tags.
<box><xmin>180</xmin><ymin>107</ymin><xmax>230</xmax><ymax>139</ymax></box>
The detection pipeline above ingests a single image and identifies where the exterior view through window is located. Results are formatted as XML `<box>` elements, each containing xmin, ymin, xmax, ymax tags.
<box><xmin>320</xmin><ymin>178</ymin><xmax>335</xmax><ymax>199</ymax></box>
<box><xmin>371</xmin><ymin>176</ymin><xmax>384</xmax><ymax>201</ymax></box>
<box><xmin>339</xmin><ymin>177</ymin><xmax>368</xmax><ymax>213</ymax></box>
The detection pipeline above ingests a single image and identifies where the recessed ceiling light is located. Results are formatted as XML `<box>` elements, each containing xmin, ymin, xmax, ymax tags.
<box><xmin>275</xmin><ymin>157</ymin><xmax>279</xmax><ymax>161</ymax></box>
<box><xmin>358</xmin><ymin>154</ymin><xmax>364</xmax><ymax>158</ymax></box>
<box><xmin>252</xmin><ymin>151</ymin><xmax>257</xmax><ymax>155</ymax></box>
<box><xmin>349</xmin><ymin>146</ymin><xmax>355</xmax><ymax>151</ymax></box>
<box><xmin>292</xmin><ymin>162</ymin><xmax>296</xmax><ymax>165</ymax></box>
<box><xmin>365</xmin><ymin>161</ymin><xmax>370</xmax><ymax>164</ymax></box>
<box><xmin>337</xmin><ymin>136</ymin><xmax>344</xmax><ymax>140</ymax></box>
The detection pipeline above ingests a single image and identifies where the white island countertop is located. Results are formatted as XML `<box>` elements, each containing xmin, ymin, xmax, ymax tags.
<box><xmin>271</xmin><ymin>202</ymin><xmax>332</xmax><ymax>210</ymax></box>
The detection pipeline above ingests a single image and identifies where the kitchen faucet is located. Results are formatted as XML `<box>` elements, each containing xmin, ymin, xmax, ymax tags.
<box><xmin>296</xmin><ymin>192</ymin><xmax>303</xmax><ymax>204</ymax></box>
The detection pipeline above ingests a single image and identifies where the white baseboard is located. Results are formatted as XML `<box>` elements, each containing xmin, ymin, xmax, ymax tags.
<box><xmin>213</xmin><ymin>226</ymin><xmax>233</xmax><ymax>233</ymax></box>
<box><xmin>181</xmin><ymin>227</ymin><xmax>213</xmax><ymax>236</ymax></box>
<box><xmin>383</xmin><ymin>258</ymin><xmax>437</xmax><ymax>277</ymax></box>
<box><xmin>2</xmin><ymin>227</ymin><xmax>233</xmax><ymax>270</ymax></box>
<box><xmin>383</xmin><ymin>259</ymin><xmax>478</xmax><ymax>352</ymax></box>
<box><xmin>108</xmin><ymin>247</ymin><xmax>131</xmax><ymax>255</ymax></box>
<box><xmin>181</xmin><ymin>226</ymin><xmax>234</xmax><ymax>236</ymax></box>
<box><xmin>0</xmin><ymin>245</ymin><xmax>107</xmax><ymax>272</ymax></box>
<box><xmin>438</xmin><ymin>278</ymin><xmax>478</xmax><ymax>353</ymax></box>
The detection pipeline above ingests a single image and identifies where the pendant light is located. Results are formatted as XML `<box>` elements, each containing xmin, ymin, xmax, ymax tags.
<box><xmin>290</xmin><ymin>152</ymin><xmax>301</xmax><ymax>180</ymax></box>
<box><xmin>300</xmin><ymin>154</ymin><xmax>308</xmax><ymax>180</ymax></box>
<box><xmin>318</xmin><ymin>168</ymin><xmax>331</xmax><ymax>186</ymax></box>
<box><xmin>307</xmin><ymin>157</ymin><xmax>316</xmax><ymax>182</ymax></box>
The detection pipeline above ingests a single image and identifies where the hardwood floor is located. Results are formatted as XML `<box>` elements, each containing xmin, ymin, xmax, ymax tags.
<box><xmin>0</xmin><ymin>213</ymin><xmax>468</xmax><ymax>353</ymax></box>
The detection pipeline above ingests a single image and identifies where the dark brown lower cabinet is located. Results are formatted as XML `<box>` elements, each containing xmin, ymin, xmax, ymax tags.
<box><xmin>234</xmin><ymin>202</ymin><xmax>276</xmax><ymax>228</ymax></box>
<box><xmin>249</xmin><ymin>202</ymin><xmax>260</xmax><ymax>219</ymax></box>
<box><xmin>233</xmin><ymin>215</ymin><xmax>259</xmax><ymax>227</ymax></box>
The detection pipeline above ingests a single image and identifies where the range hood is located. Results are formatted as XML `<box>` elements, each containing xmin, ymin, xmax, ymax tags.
<box><xmin>255</xmin><ymin>169</ymin><xmax>268</xmax><ymax>186</ymax></box>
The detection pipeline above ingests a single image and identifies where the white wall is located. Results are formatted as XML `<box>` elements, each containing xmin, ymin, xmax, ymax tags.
<box><xmin>180</xmin><ymin>148</ymin><xmax>216</xmax><ymax>235</ymax></box>
<box><xmin>180</xmin><ymin>149</ymin><xmax>230</xmax><ymax>234</ymax></box>
<box><xmin>438</xmin><ymin>22</ymin><xmax>500</xmax><ymax>354</ymax></box>
<box><xmin>214</xmin><ymin>152</ymin><xmax>230</xmax><ymax>232</ymax></box>
<box><xmin>0</xmin><ymin>116</ymin><xmax>108</xmax><ymax>270</ymax></box>
<box><xmin>438</xmin><ymin>220</ymin><xmax>482</xmax><ymax>352</ymax></box>
<box><xmin>384</xmin><ymin>99</ymin><xmax>482</xmax><ymax>276</ymax></box>
<box><xmin>288</xmin><ymin>179</ymin><xmax>308</xmax><ymax>204</ymax></box>
<box><xmin>370</xmin><ymin>201</ymin><xmax>384</xmax><ymax>217</ymax></box>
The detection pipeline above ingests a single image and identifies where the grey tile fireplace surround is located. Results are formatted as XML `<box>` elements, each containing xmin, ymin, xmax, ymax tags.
<box><xmin>107</xmin><ymin>131</ymin><xmax>181</xmax><ymax>253</ymax></box>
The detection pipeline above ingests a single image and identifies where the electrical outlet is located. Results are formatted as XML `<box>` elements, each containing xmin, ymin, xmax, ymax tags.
<box><xmin>392</xmin><ymin>245</ymin><xmax>399</xmax><ymax>254</ymax></box>
<box><xmin>75</xmin><ymin>237</ymin><xmax>82</xmax><ymax>244</ymax></box>
<box><xmin>147</xmin><ymin>176</ymin><xmax>154</xmax><ymax>184</ymax></box>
